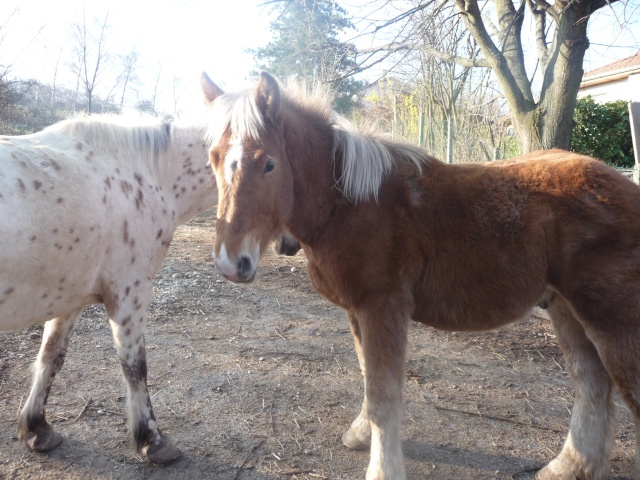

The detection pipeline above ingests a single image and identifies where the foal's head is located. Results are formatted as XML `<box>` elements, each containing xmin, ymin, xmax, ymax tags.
<box><xmin>202</xmin><ymin>72</ymin><xmax>294</xmax><ymax>283</ymax></box>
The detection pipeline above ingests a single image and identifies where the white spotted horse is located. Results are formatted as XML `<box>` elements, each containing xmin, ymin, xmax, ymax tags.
<box><xmin>202</xmin><ymin>71</ymin><xmax>640</xmax><ymax>480</ymax></box>
<box><xmin>0</xmin><ymin>115</ymin><xmax>215</xmax><ymax>463</ymax></box>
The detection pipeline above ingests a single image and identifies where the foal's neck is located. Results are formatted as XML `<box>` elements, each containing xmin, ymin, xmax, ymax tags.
<box><xmin>282</xmin><ymin>108</ymin><xmax>338</xmax><ymax>246</ymax></box>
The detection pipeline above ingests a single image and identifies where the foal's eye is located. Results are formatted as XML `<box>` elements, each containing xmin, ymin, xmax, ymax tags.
<box><xmin>264</xmin><ymin>158</ymin><xmax>275</xmax><ymax>174</ymax></box>
<box><xmin>230</xmin><ymin>160</ymin><xmax>238</xmax><ymax>171</ymax></box>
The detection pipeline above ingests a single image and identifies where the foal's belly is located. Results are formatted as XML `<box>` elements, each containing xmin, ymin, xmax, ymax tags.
<box><xmin>412</xmin><ymin>288</ymin><xmax>553</xmax><ymax>332</ymax></box>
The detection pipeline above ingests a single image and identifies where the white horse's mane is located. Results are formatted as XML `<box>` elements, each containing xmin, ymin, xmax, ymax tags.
<box><xmin>206</xmin><ymin>79</ymin><xmax>426</xmax><ymax>203</ymax></box>
<box><xmin>46</xmin><ymin>115</ymin><xmax>174</xmax><ymax>166</ymax></box>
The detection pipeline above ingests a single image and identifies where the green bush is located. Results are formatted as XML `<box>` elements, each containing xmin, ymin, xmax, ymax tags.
<box><xmin>571</xmin><ymin>96</ymin><xmax>634</xmax><ymax>168</ymax></box>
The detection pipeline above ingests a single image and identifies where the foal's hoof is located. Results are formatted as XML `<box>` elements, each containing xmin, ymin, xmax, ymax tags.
<box><xmin>142</xmin><ymin>436</ymin><xmax>181</xmax><ymax>464</ymax></box>
<box><xmin>20</xmin><ymin>428</ymin><xmax>63</xmax><ymax>452</ymax></box>
<box><xmin>341</xmin><ymin>428</ymin><xmax>371</xmax><ymax>451</ymax></box>
<box><xmin>535</xmin><ymin>464</ymin><xmax>579</xmax><ymax>480</ymax></box>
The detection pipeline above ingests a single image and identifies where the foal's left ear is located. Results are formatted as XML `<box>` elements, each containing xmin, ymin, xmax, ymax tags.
<box><xmin>201</xmin><ymin>72</ymin><xmax>224</xmax><ymax>106</ymax></box>
<box><xmin>255</xmin><ymin>72</ymin><xmax>281</xmax><ymax>123</ymax></box>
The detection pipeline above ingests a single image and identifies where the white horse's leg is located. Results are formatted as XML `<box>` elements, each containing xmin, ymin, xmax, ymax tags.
<box><xmin>537</xmin><ymin>296</ymin><xmax>615</xmax><ymax>480</ymax></box>
<box><xmin>358</xmin><ymin>307</ymin><xmax>409</xmax><ymax>480</ymax></box>
<box><xmin>18</xmin><ymin>307</ymin><xmax>84</xmax><ymax>451</ymax></box>
<box><xmin>342</xmin><ymin>312</ymin><xmax>372</xmax><ymax>450</ymax></box>
<box><xmin>109</xmin><ymin>294</ymin><xmax>180</xmax><ymax>464</ymax></box>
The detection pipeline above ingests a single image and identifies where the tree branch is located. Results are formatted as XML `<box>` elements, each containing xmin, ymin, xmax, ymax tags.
<box><xmin>531</xmin><ymin>0</ymin><xmax>560</xmax><ymax>22</ymax></box>
<box><xmin>454</xmin><ymin>0</ymin><xmax>502</xmax><ymax>66</ymax></box>
<box><xmin>527</xmin><ymin>0</ymin><xmax>550</xmax><ymax>69</ymax></box>
<box><xmin>455</xmin><ymin>0</ymin><xmax>535</xmax><ymax>114</ymax></box>
<box><xmin>355</xmin><ymin>41</ymin><xmax>490</xmax><ymax>68</ymax></box>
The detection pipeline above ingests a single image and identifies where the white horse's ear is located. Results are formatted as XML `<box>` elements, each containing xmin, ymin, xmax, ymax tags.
<box><xmin>255</xmin><ymin>71</ymin><xmax>281</xmax><ymax>123</ymax></box>
<box><xmin>201</xmin><ymin>72</ymin><xmax>224</xmax><ymax>106</ymax></box>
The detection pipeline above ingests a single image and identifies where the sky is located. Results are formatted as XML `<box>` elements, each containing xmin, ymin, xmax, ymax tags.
<box><xmin>1</xmin><ymin>0</ymin><xmax>638</xmax><ymax>116</ymax></box>
<box><xmin>0</xmin><ymin>0</ymin><xmax>274</xmax><ymax>114</ymax></box>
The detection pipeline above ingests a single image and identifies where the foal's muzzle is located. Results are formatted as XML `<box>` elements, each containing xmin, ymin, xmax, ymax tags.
<box><xmin>214</xmin><ymin>254</ymin><xmax>256</xmax><ymax>283</ymax></box>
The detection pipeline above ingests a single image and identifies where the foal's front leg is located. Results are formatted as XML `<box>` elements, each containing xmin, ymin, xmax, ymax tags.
<box><xmin>109</xmin><ymin>298</ymin><xmax>180</xmax><ymax>464</ymax></box>
<box><xmin>18</xmin><ymin>307</ymin><xmax>84</xmax><ymax>451</ymax></box>
<box><xmin>358</xmin><ymin>307</ymin><xmax>409</xmax><ymax>480</ymax></box>
<box><xmin>342</xmin><ymin>312</ymin><xmax>372</xmax><ymax>450</ymax></box>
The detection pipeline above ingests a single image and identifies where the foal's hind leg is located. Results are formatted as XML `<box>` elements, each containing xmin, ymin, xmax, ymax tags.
<box><xmin>578</xmin><ymin>321</ymin><xmax>640</xmax><ymax>480</ymax></box>
<box><xmin>537</xmin><ymin>296</ymin><xmax>615</xmax><ymax>480</ymax></box>
<box><xmin>18</xmin><ymin>307</ymin><xmax>84</xmax><ymax>452</ymax></box>
<box><xmin>342</xmin><ymin>312</ymin><xmax>372</xmax><ymax>451</ymax></box>
<box><xmin>108</xmin><ymin>298</ymin><xmax>180</xmax><ymax>464</ymax></box>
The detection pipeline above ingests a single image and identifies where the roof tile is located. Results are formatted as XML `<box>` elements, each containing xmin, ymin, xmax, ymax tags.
<box><xmin>583</xmin><ymin>51</ymin><xmax>640</xmax><ymax>79</ymax></box>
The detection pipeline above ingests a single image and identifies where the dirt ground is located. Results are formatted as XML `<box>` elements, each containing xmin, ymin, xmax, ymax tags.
<box><xmin>0</xmin><ymin>210</ymin><xmax>636</xmax><ymax>480</ymax></box>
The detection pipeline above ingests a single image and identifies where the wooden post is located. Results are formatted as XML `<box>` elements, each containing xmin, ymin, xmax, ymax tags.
<box><xmin>629</xmin><ymin>102</ymin><xmax>640</xmax><ymax>184</ymax></box>
<box><xmin>446</xmin><ymin>115</ymin><xmax>453</xmax><ymax>164</ymax></box>
<box><xmin>392</xmin><ymin>95</ymin><xmax>397</xmax><ymax>139</ymax></box>
<box><xmin>418</xmin><ymin>111</ymin><xmax>425</xmax><ymax>147</ymax></box>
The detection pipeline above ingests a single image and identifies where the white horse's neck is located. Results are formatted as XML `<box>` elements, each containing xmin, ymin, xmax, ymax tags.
<box><xmin>162</xmin><ymin>122</ymin><xmax>216</xmax><ymax>225</ymax></box>
<box><xmin>42</xmin><ymin>116</ymin><xmax>216</xmax><ymax>226</ymax></box>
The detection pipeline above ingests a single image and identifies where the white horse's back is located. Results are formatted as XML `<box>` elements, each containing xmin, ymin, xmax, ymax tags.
<box><xmin>1</xmin><ymin>131</ymin><xmax>109</xmax><ymax>329</ymax></box>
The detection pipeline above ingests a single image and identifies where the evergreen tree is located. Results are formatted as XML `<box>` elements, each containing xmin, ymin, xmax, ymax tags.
<box><xmin>250</xmin><ymin>0</ymin><xmax>362</xmax><ymax>112</ymax></box>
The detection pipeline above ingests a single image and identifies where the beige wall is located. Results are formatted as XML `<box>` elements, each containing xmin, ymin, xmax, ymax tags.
<box><xmin>578</xmin><ymin>73</ymin><xmax>640</xmax><ymax>102</ymax></box>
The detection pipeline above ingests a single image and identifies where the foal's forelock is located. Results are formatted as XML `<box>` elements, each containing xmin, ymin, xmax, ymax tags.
<box><xmin>206</xmin><ymin>91</ymin><xmax>265</xmax><ymax>148</ymax></box>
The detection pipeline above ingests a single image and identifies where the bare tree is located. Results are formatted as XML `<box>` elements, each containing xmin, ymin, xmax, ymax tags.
<box><xmin>68</xmin><ymin>6</ymin><xmax>110</xmax><ymax>114</ymax></box>
<box><xmin>118</xmin><ymin>50</ymin><xmax>140</xmax><ymax>109</ymax></box>
<box><xmin>350</xmin><ymin>0</ymin><xmax>630</xmax><ymax>153</ymax></box>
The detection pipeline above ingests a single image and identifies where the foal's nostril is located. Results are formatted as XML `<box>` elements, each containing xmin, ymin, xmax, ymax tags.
<box><xmin>237</xmin><ymin>255</ymin><xmax>253</xmax><ymax>279</ymax></box>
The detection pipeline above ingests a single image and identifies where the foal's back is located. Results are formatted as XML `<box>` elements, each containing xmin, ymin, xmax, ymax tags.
<box><xmin>409</xmin><ymin>149</ymin><xmax>640</xmax><ymax>331</ymax></box>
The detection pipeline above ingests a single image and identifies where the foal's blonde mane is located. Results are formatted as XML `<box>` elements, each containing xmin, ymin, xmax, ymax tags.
<box><xmin>47</xmin><ymin>115</ymin><xmax>173</xmax><ymax>167</ymax></box>
<box><xmin>206</xmin><ymin>79</ymin><xmax>426</xmax><ymax>203</ymax></box>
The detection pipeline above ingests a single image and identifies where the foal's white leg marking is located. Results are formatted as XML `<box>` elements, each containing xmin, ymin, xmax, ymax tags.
<box><xmin>18</xmin><ymin>307</ymin><xmax>83</xmax><ymax>451</ymax></box>
<box><xmin>537</xmin><ymin>296</ymin><xmax>614</xmax><ymax>480</ymax></box>
<box><xmin>343</xmin><ymin>312</ymin><xmax>372</xmax><ymax>450</ymax></box>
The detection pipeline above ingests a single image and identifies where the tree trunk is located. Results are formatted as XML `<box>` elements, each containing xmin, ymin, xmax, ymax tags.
<box><xmin>455</xmin><ymin>0</ymin><xmax>607</xmax><ymax>153</ymax></box>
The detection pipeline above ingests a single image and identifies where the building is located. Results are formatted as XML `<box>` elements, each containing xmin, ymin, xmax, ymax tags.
<box><xmin>578</xmin><ymin>51</ymin><xmax>640</xmax><ymax>102</ymax></box>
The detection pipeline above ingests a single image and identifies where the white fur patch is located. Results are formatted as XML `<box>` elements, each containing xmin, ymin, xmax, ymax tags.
<box><xmin>225</xmin><ymin>138</ymin><xmax>243</xmax><ymax>184</ymax></box>
<box><xmin>215</xmin><ymin>243</ymin><xmax>236</xmax><ymax>277</ymax></box>
<box><xmin>215</xmin><ymin>238</ymin><xmax>261</xmax><ymax>280</ymax></box>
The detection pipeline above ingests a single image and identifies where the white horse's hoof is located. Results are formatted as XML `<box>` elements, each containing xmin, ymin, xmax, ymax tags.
<box><xmin>20</xmin><ymin>425</ymin><xmax>63</xmax><ymax>452</ymax></box>
<box><xmin>142</xmin><ymin>435</ymin><xmax>181</xmax><ymax>464</ymax></box>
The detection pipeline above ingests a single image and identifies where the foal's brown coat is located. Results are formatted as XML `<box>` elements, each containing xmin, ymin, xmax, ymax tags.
<box><xmin>203</xmin><ymin>72</ymin><xmax>640</xmax><ymax>480</ymax></box>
